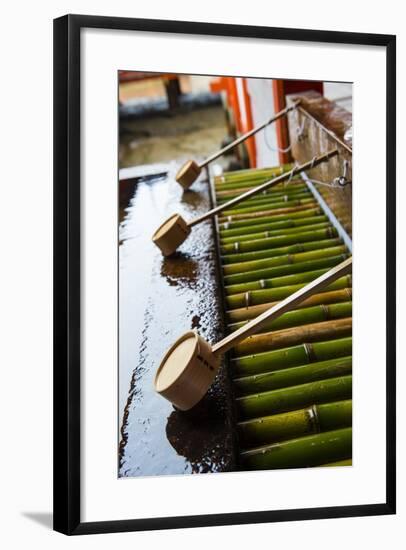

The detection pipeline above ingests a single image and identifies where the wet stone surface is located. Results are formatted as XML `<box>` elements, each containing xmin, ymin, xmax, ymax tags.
<box><xmin>118</xmin><ymin>164</ymin><xmax>236</xmax><ymax>477</ymax></box>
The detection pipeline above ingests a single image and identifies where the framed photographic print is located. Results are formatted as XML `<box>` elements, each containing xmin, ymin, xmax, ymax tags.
<box><xmin>53</xmin><ymin>14</ymin><xmax>396</xmax><ymax>535</ymax></box>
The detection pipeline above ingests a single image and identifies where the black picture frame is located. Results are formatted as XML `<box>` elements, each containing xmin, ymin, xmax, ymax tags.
<box><xmin>53</xmin><ymin>14</ymin><xmax>396</xmax><ymax>535</ymax></box>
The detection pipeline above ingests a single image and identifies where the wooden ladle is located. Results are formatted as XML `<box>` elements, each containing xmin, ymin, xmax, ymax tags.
<box><xmin>152</xmin><ymin>149</ymin><xmax>338</xmax><ymax>256</ymax></box>
<box><xmin>175</xmin><ymin>101</ymin><xmax>300</xmax><ymax>189</ymax></box>
<box><xmin>154</xmin><ymin>257</ymin><xmax>352</xmax><ymax>410</ymax></box>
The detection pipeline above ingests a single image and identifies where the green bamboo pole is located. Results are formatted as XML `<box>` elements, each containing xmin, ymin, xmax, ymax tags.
<box><xmin>216</xmin><ymin>180</ymin><xmax>304</xmax><ymax>198</ymax></box>
<box><xmin>233</xmin><ymin>356</ymin><xmax>352</xmax><ymax>395</ymax></box>
<box><xmin>217</xmin><ymin>176</ymin><xmax>304</xmax><ymax>191</ymax></box>
<box><xmin>225</xmin><ymin>267</ymin><xmax>336</xmax><ymax>296</ymax></box>
<box><xmin>227</xmin><ymin>288</ymin><xmax>352</xmax><ymax>324</ymax></box>
<box><xmin>218</xmin><ymin>188</ymin><xmax>311</xmax><ymax>206</ymax></box>
<box><xmin>215</xmin><ymin>164</ymin><xmax>293</xmax><ymax>185</ymax></box>
<box><xmin>222</xmin><ymin>239</ymin><xmax>343</xmax><ymax>266</ymax></box>
<box><xmin>221</xmin><ymin>222</ymin><xmax>332</xmax><ymax>244</ymax></box>
<box><xmin>216</xmin><ymin>166</ymin><xmax>296</xmax><ymax>177</ymax></box>
<box><xmin>216</xmin><ymin>163</ymin><xmax>291</xmax><ymax>178</ymax></box>
<box><xmin>321</xmin><ymin>458</ymin><xmax>352</xmax><ymax>466</ymax></box>
<box><xmin>224</xmin><ymin>254</ymin><xmax>347</xmax><ymax>286</ymax></box>
<box><xmin>221</xmin><ymin>228</ymin><xmax>337</xmax><ymax>255</ymax></box>
<box><xmin>232</xmin><ymin>336</ymin><xmax>352</xmax><ymax>376</ymax></box>
<box><xmin>237</xmin><ymin>400</ymin><xmax>352</xmax><ymax>447</ymax></box>
<box><xmin>239</xmin><ymin>427</ymin><xmax>352</xmax><ymax>470</ymax></box>
<box><xmin>215</xmin><ymin>172</ymin><xmax>302</xmax><ymax>187</ymax></box>
<box><xmin>236</xmin><ymin>375</ymin><xmax>352</xmax><ymax>419</ymax></box>
<box><xmin>217</xmin><ymin>184</ymin><xmax>309</xmax><ymax>204</ymax></box>
<box><xmin>233</xmin><ymin>317</ymin><xmax>352</xmax><ymax>356</ymax></box>
<box><xmin>215</xmin><ymin>164</ymin><xmax>291</xmax><ymax>182</ymax></box>
<box><xmin>220</xmin><ymin>207</ymin><xmax>322</xmax><ymax>230</ymax></box>
<box><xmin>217</xmin><ymin>189</ymin><xmax>311</xmax><ymax>207</ymax></box>
<box><xmin>222</xmin><ymin>197</ymin><xmax>315</xmax><ymax>217</ymax></box>
<box><xmin>226</xmin><ymin>276</ymin><xmax>351</xmax><ymax>309</ymax></box>
<box><xmin>220</xmin><ymin>208</ymin><xmax>322</xmax><ymax>231</ymax></box>
<box><xmin>220</xmin><ymin>215</ymin><xmax>327</xmax><ymax>239</ymax></box>
<box><xmin>228</xmin><ymin>301</ymin><xmax>352</xmax><ymax>335</ymax></box>
<box><xmin>218</xmin><ymin>203</ymin><xmax>318</xmax><ymax>223</ymax></box>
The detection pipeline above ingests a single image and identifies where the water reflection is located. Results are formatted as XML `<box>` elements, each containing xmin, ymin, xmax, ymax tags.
<box><xmin>166</xmin><ymin>387</ymin><xmax>235</xmax><ymax>474</ymax></box>
<box><xmin>160</xmin><ymin>254</ymin><xmax>199</xmax><ymax>286</ymax></box>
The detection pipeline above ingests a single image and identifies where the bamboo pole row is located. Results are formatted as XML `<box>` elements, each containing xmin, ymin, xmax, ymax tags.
<box><xmin>222</xmin><ymin>238</ymin><xmax>343</xmax><ymax>265</ymax></box>
<box><xmin>233</xmin><ymin>356</ymin><xmax>352</xmax><ymax>396</ymax></box>
<box><xmin>227</xmin><ymin>288</ymin><xmax>352</xmax><ymax>324</ymax></box>
<box><xmin>228</xmin><ymin>301</ymin><xmax>352</xmax><ymax>335</ymax></box>
<box><xmin>220</xmin><ymin>214</ymin><xmax>328</xmax><ymax>240</ymax></box>
<box><xmin>231</xmin><ymin>336</ymin><xmax>352</xmax><ymax>377</ymax></box>
<box><xmin>218</xmin><ymin>202</ymin><xmax>319</xmax><ymax>223</ymax></box>
<box><xmin>219</xmin><ymin>206</ymin><xmax>322</xmax><ymax>235</ymax></box>
<box><xmin>212</xmin><ymin>163</ymin><xmax>352</xmax><ymax>469</ymax></box>
<box><xmin>223</xmin><ymin>246</ymin><xmax>346</xmax><ymax>276</ymax></box>
<box><xmin>226</xmin><ymin>276</ymin><xmax>351</xmax><ymax>309</ymax></box>
<box><xmin>222</xmin><ymin>197</ymin><xmax>315</xmax><ymax>217</ymax></box>
<box><xmin>225</xmin><ymin>267</ymin><xmax>337</xmax><ymax>295</ymax></box>
<box><xmin>221</xmin><ymin>221</ymin><xmax>332</xmax><ymax>244</ymax></box>
<box><xmin>236</xmin><ymin>375</ymin><xmax>352</xmax><ymax>419</ymax></box>
<box><xmin>220</xmin><ymin>206</ymin><xmax>322</xmax><ymax>230</ymax></box>
<box><xmin>224</xmin><ymin>254</ymin><xmax>348</xmax><ymax>286</ymax></box>
<box><xmin>217</xmin><ymin>184</ymin><xmax>310</xmax><ymax>203</ymax></box>
<box><xmin>214</xmin><ymin>164</ymin><xmax>292</xmax><ymax>185</ymax></box>
<box><xmin>232</xmin><ymin>317</ymin><xmax>352</xmax><ymax>356</ymax></box>
<box><xmin>240</xmin><ymin>427</ymin><xmax>352</xmax><ymax>469</ymax></box>
<box><xmin>221</xmin><ymin>228</ymin><xmax>337</xmax><ymax>255</ymax></box>
<box><xmin>237</xmin><ymin>399</ymin><xmax>352</xmax><ymax>446</ymax></box>
<box><xmin>218</xmin><ymin>189</ymin><xmax>312</xmax><ymax>205</ymax></box>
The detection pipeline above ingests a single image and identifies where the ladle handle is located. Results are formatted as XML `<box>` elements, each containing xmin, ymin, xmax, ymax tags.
<box><xmin>199</xmin><ymin>101</ymin><xmax>301</xmax><ymax>168</ymax></box>
<box><xmin>211</xmin><ymin>257</ymin><xmax>352</xmax><ymax>356</ymax></box>
<box><xmin>188</xmin><ymin>149</ymin><xmax>338</xmax><ymax>228</ymax></box>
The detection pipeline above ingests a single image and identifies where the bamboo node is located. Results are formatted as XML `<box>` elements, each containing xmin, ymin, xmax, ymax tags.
<box><xmin>307</xmin><ymin>404</ymin><xmax>321</xmax><ymax>433</ymax></box>
<box><xmin>245</xmin><ymin>292</ymin><xmax>252</xmax><ymax>307</ymax></box>
<box><xmin>304</xmin><ymin>342</ymin><xmax>316</xmax><ymax>363</ymax></box>
<box><xmin>234</xmin><ymin>242</ymin><xmax>240</xmax><ymax>252</ymax></box>
<box><xmin>321</xmin><ymin>304</ymin><xmax>330</xmax><ymax>320</ymax></box>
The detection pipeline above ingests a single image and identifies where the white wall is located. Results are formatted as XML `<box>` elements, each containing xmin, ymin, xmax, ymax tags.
<box><xmin>246</xmin><ymin>78</ymin><xmax>279</xmax><ymax>167</ymax></box>
<box><xmin>324</xmin><ymin>82</ymin><xmax>353</xmax><ymax>112</ymax></box>
<box><xmin>1</xmin><ymin>1</ymin><xmax>403</xmax><ymax>548</ymax></box>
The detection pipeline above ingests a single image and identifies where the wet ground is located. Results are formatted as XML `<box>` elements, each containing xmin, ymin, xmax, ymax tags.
<box><xmin>118</xmin><ymin>106</ymin><xmax>236</xmax><ymax>477</ymax></box>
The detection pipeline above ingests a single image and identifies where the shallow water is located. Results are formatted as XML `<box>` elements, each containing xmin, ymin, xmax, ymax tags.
<box><xmin>118</xmin><ymin>108</ymin><xmax>235</xmax><ymax>477</ymax></box>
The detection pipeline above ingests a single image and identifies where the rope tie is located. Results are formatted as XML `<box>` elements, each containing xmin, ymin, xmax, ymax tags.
<box><xmin>305</xmin><ymin>159</ymin><xmax>351</xmax><ymax>189</ymax></box>
<box><xmin>264</xmin><ymin>123</ymin><xmax>293</xmax><ymax>153</ymax></box>
<box><xmin>296</xmin><ymin>116</ymin><xmax>307</xmax><ymax>142</ymax></box>
<box><xmin>285</xmin><ymin>162</ymin><xmax>299</xmax><ymax>188</ymax></box>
